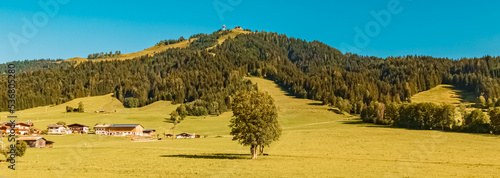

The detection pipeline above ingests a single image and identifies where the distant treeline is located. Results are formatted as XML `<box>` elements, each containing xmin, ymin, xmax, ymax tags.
<box><xmin>0</xmin><ymin>59</ymin><xmax>72</xmax><ymax>75</ymax></box>
<box><xmin>156</xmin><ymin>37</ymin><xmax>186</xmax><ymax>46</ymax></box>
<box><xmin>87</xmin><ymin>51</ymin><xmax>121</xmax><ymax>59</ymax></box>
<box><xmin>2</xmin><ymin>30</ymin><xmax>500</xmax><ymax>123</ymax></box>
<box><xmin>361</xmin><ymin>102</ymin><xmax>500</xmax><ymax>134</ymax></box>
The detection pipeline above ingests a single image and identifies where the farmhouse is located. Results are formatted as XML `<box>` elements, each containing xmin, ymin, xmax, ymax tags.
<box><xmin>0</xmin><ymin>124</ymin><xmax>10</xmax><ymax>135</ymax></box>
<box><xmin>17</xmin><ymin>137</ymin><xmax>54</xmax><ymax>148</ymax></box>
<box><xmin>107</xmin><ymin>124</ymin><xmax>144</xmax><ymax>136</ymax></box>
<box><xmin>143</xmin><ymin>129</ymin><xmax>156</xmax><ymax>136</ymax></box>
<box><xmin>1</xmin><ymin>121</ymin><xmax>34</xmax><ymax>135</ymax></box>
<box><xmin>47</xmin><ymin>125</ymin><xmax>71</xmax><ymax>134</ymax></box>
<box><xmin>94</xmin><ymin>124</ymin><xmax>110</xmax><ymax>135</ymax></box>
<box><xmin>176</xmin><ymin>133</ymin><xmax>195</xmax><ymax>139</ymax></box>
<box><xmin>67</xmin><ymin>123</ymin><xmax>90</xmax><ymax>134</ymax></box>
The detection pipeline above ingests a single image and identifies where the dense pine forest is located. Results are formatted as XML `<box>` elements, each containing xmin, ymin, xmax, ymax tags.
<box><xmin>1</xmin><ymin>30</ymin><xmax>500</xmax><ymax>132</ymax></box>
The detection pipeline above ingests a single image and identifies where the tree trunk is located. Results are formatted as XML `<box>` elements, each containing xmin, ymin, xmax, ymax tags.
<box><xmin>259</xmin><ymin>145</ymin><xmax>264</xmax><ymax>156</ymax></box>
<box><xmin>251</xmin><ymin>145</ymin><xmax>258</xmax><ymax>159</ymax></box>
<box><xmin>172</xmin><ymin>125</ymin><xmax>176</xmax><ymax>139</ymax></box>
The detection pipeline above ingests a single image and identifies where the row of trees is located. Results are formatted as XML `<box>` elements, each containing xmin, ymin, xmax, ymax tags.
<box><xmin>0</xmin><ymin>59</ymin><xmax>72</xmax><ymax>75</ymax></box>
<box><xmin>65</xmin><ymin>102</ymin><xmax>84</xmax><ymax>113</ymax></box>
<box><xmin>361</xmin><ymin>101</ymin><xmax>500</xmax><ymax>134</ymax></box>
<box><xmin>87</xmin><ymin>51</ymin><xmax>121</xmax><ymax>59</ymax></box>
<box><xmin>156</xmin><ymin>37</ymin><xmax>186</xmax><ymax>46</ymax></box>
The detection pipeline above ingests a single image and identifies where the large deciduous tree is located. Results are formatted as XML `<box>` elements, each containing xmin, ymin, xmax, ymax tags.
<box><xmin>230</xmin><ymin>91</ymin><xmax>281</xmax><ymax>159</ymax></box>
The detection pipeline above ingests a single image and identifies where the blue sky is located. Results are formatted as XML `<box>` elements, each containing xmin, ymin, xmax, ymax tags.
<box><xmin>1</xmin><ymin>0</ymin><xmax>499</xmax><ymax>63</ymax></box>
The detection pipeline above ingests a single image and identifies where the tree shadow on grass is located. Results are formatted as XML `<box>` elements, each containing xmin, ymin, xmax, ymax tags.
<box><xmin>160</xmin><ymin>153</ymin><xmax>250</xmax><ymax>160</ymax></box>
<box><xmin>340</xmin><ymin>120</ymin><xmax>365</xmax><ymax>125</ymax></box>
<box><xmin>307</xmin><ymin>102</ymin><xmax>324</xmax><ymax>106</ymax></box>
<box><xmin>327</xmin><ymin>108</ymin><xmax>344</xmax><ymax>115</ymax></box>
<box><xmin>340</xmin><ymin>120</ymin><xmax>391</xmax><ymax>128</ymax></box>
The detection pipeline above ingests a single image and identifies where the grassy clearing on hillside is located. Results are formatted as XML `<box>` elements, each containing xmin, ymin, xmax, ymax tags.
<box><xmin>1</xmin><ymin>78</ymin><xmax>499</xmax><ymax>177</ymax></box>
<box><xmin>62</xmin><ymin>28</ymin><xmax>251</xmax><ymax>64</ymax></box>
<box><xmin>411</xmin><ymin>84</ymin><xmax>480</xmax><ymax>121</ymax></box>
<box><xmin>411</xmin><ymin>84</ymin><xmax>477</xmax><ymax>107</ymax></box>
<box><xmin>61</xmin><ymin>38</ymin><xmax>194</xmax><ymax>65</ymax></box>
<box><xmin>207</xmin><ymin>29</ymin><xmax>251</xmax><ymax>51</ymax></box>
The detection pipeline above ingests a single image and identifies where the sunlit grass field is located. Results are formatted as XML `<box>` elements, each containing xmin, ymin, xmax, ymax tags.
<box><xmin>1</xmin><ymin>78</ymin><xmax>499</xmax><ymax>177</ymax></box>
<box><xmin>411</xmin><ymin>84</ymin><xmax>477</xmax><ymax>107</ymax></box>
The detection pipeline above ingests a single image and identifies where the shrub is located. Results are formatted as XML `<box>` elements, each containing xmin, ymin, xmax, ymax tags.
<box><xmin>123</xmin><ymin>97</ymin><xmax>140</xmax><ymax>108</ymax></box>
<box><xmin>463</xmin><ymin>109</ymin><xmax>490</xmax><ymax>133</ymax></box>
<box><xmin>489</xmin><ymin>108</ymin><xmax>500</xmax><ymax>133</ymax></box>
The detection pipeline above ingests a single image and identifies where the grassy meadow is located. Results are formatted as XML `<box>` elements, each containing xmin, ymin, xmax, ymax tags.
<box><xmin>1</xmin><ymin>78</ymin><xmax>499</xmax><ymax>177</ymax></box>
<box><xmin>411</xmin><ymin>84</ymin><xmax>477</xmax><ymax>108</ymax></box>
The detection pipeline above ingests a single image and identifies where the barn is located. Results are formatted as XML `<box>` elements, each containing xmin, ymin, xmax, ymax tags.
<box><xmin>17</xmin><ymin>137</ymin><xmax>54</xmax><ymax>148</ymax></box>
<box><xmin>143</xmin><ymin>129</ymin><xmax>156</xmax><ymax>136</ymax></box>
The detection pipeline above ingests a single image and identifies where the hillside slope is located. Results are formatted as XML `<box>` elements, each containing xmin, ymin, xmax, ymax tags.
<box><xmin>63</xmin><ymin>28</ymin><xmax>250</xmax><ymax>64</ymax></box>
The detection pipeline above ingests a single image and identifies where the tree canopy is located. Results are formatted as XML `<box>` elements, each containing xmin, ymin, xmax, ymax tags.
<box><xmin>230</xmin><ymin>90</ymin><xmax>281</xmax><ymax>159</ymax></box>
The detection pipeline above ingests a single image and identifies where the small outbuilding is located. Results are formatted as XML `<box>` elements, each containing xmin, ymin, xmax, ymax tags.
<box><xmin>143</xmin><ymin>129</ymin><xmax>156</xmax><ymax>136</ymax></box>
<box><xmin>176</xmin><ymin>133</ymin><xmax>194</xmax><ymax>139</ymax></box>
<box><xmin>17</xmin><ymin>137</ymin><xmax>54</xmax><ymax>148</ymax></box>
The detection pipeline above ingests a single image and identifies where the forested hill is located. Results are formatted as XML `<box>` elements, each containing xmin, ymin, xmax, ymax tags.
<box><xmin>1</xmin><ymin>30</ymin><xmax>500</xmax><ymax>115</ymax></box>
<box><xmin>0</xmin><ymin>59</ymin><xmax>73</xmax><ymax>75</ymax></box>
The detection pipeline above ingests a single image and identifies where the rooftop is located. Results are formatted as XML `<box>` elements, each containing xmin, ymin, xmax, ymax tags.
<box><xmin>18</xmin><ymin>137</ymin><xmax>45</xmax><ymax>141</ymax></box>
<box><xmin>67</xmin><ymin>123</ymin><xmax>89</xmax><ymax>127</ymax></box>
<box><xmin>109</xmin><ymin>124</ymin><xmax>142</xmax><ymax>128</ymax></box>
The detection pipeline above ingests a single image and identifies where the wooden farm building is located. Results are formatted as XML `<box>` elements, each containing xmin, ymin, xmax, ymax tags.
<box><xmin>17</xmin><ymin>137</ymin><xmax>54</xmax><ymax>148</ymax></box>
<box><xmin>67</xmin><ymin>123</ymin><xmax>90</xmax><ymax>134</ymax></box>
<box><xmin>94</xmin><ymin>124</ymin><xmax>110</xmax><ymax>135</ymax></box>
<box><xmin>143</xmin><ymin>129</ymin><xmax>156</xmax><ymax>136</ymax></box>
<box><xmin>105</xmin><ymin>124</ymin><xmax>144</xmax><ymax>136</ymax></box>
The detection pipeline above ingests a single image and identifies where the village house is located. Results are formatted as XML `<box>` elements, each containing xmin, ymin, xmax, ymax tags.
<box><xmin>143</xmin><ymin>129</ymin><xmax>156</xmax><ymax>137</ymax></box>
<box><xmin>165</xmin><ymin>134</ymin><xmax>173</xmax><ymax>138</ymax></box>
<box><xmin>1</xmin><ymin>121</ymin><xmax>34</xmax><ymax>135</ymax></box>
<box><xmin>107</xmin><ymin>124</ymin><xmax>144</xmax><ymax>136</ymax></box>
<box><xmin>235</xmin><ymin>26</ymin><xmax>242</xmax><ymax>29</ymax></box>
<box><xmin>176</xmin><ymin>133</ymin><xmax>195</xmax><ymax>139</ymax></box>
<box><xmin>18</xmin><ymin>137</ymin><xmax>54</xmax><ymax>148</ymax></box>
<box><xmin>47</xmin><ymin>125</ymin><xmax>72</xmax><ymax>134</ymax></box>
<box><xmin>0</xmin><ymin>123</ymin><xmax>10</xmax><ymax>135</ymax></box>
<box><xmin>94</xmin><ymin>124</ymin><xmax>110</xmax><ymax>135</ymax></box>
<box><xmin>67</xmin><ymin>123</ymin><xmax>90</xmax><ymax>134</ymax></box>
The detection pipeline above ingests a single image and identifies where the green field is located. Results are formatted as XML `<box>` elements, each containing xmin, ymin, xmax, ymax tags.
<box><xmin>1</xmin><ymin>78</ymin><xmax>500</xmax><ymax>177</ymax></box>
<box><xmin>411</xmin><ymin>84</ymin><xmax>477</xmax><ymax>107</ymax></box>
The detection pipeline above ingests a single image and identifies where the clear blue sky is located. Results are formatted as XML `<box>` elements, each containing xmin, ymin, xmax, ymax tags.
<box><xmin>1</xmin><ymin>0</ymin><xmax>499</xmax><ymax>63</ymax></box>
